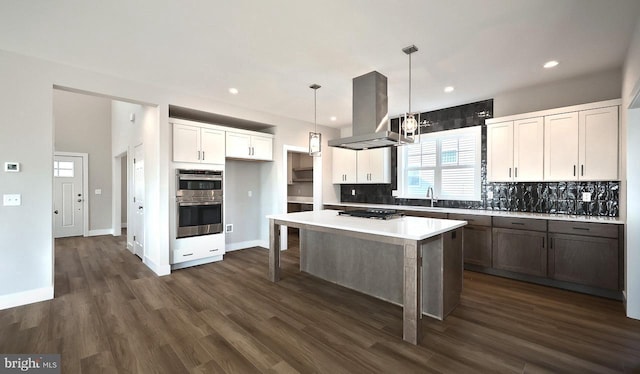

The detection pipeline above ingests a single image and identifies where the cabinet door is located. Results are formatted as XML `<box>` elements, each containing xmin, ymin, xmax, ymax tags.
<box><xmin>225</xmin><ymin>132</ymin><xmax>251</xmax><ymax>159</ymax></box>
<box><xmin>251</xmin><ymin>135</ymin><xmax>273</xmax><ymax>161</ymax></box>
<box><xmin>548</xmin><ymin>233</ymin><xmax>618</xmax><ymax>290</ymax></box>
<box><xmin>492</xmin><ymin>228</ymin><xmax>547</xmax><ymax>277</ymax></box>
<box><xmin>357</xmin><ymin>148</ymin><xmax>390</xmax><ymax>184</ymax></box>
<box><xmin>579</xmin><ymin>106</ymin><xmax>618</xmax><ymax>180</ymax></box>
<box><xmin>332</xmin><ymin>148</ymin><xmax>357</xmax><ymax>184</ymax></box>
<box><xmin>200</xmin><ymin>128</ymin><xmax>225</xmax><ymax>164</ymax></box>
<box><xmin>173</xmin><ymin>124</ymin><xmax>201</xmax><ymax>163</ymax></box>
<box><xmin>544</xmin><ymin>112</ymin><xmax>579</xmax><ymax>181</ymax></box>
<box><xmin>487</xmin><ymin>121</ymin><xmax>514</xmax><ymax>182</ymax></box>
<box><xmin>513</xmin><ymin>117</ymin><xmax>543</xmax><ymax>181</ymax></box>
<box><xmin>463</xmin><ymin>225</ymin><xmax>492</xmax><ymax>267</ymax></box>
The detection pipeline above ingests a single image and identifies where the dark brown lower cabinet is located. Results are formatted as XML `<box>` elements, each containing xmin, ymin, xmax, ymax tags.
<box><xmin>492</xmin><ymin>228</ymin><xmax>547</xmax><ymax>277</ymax></box>
<box><xmin>548</xmin><ymin>233</ymin><xmax>619</xmax><ymax>290</ymax></box>
<box><xmin>463</xmin><ymin>226</ymin><xmax>492</xmax><ymax>267</ymax></box>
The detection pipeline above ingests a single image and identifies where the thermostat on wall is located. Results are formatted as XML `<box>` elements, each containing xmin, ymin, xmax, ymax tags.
<box><xmin>4</xmin><ymin>162</ymin><xmax>20</xmax><ymax>172</ymax></box>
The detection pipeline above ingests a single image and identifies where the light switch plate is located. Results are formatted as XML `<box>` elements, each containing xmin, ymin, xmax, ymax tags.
<box><xmin>351</xmin><ymin>189</ymin><xmax>356</xmax><ymax>196</ymax></box>
<box><xmin>4</xmin><ymin>162</ymin><xmax>20</xmax><ymax>172</ymax></box>
<box><xmin>582</xmin><ymin>192</ymin><xmax>592</xmax><ymax>202</ymax></box>
<box><xmin>3</xmin><ymin>194</ymin><xmax>21</xmax><ymax>206</ymax></box>
<box><xmin>95</xmin><ymin>189</ymin><xmax>102</xmax><ymax>195</ymax></box>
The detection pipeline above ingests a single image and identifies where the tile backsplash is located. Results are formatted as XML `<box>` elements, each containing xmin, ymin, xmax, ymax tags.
<box><xmin>338</xmin><ymin>99</ymin><xmax>620</xmax><ymax>217</ymax></box>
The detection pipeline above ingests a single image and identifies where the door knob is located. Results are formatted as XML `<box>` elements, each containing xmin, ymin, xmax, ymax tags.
<box><xmin>54</xmin><ymin>210</ymin><xmax>58</xmax><ymax>214</ymax></box>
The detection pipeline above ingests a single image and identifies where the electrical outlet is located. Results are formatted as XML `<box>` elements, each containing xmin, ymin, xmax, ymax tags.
<box><xmin>225</xmin><ymin>224</ymin><xmax>233</xmax><ymax>233</ymax></box>
<box><xmin>3</xmin><ymin>194</ymin><xmax>21</xmax><ymax>206</ymax></box>
<box><xmin>248</xmin><ymin>190</ymin><xmax>252</xmax><ymax>197</ymax></box>
<box><xmin>351</xmin><ymin>189</ymin><xmax>356</xmax><ymax>196</ymax></box>
<box><xmin>582</xmin><ymin>192</ymin><xmax>592</xmax><ymax>202</ymax></box>
<box><xmin>95</xmin><ymin>189</ymin><xmax>102</xmax><ymax>195</ymax></box>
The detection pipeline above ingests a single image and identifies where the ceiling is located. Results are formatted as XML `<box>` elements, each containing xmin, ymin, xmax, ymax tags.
<box><xmin>1</xmin><ymin>0</ymin><xmax>639</xmax><ymax>128</ymax></box>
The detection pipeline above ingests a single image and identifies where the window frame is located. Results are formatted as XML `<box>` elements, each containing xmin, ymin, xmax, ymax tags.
<box><xmin>397</xmin><ymin>126</ymin><xmax>482</xmax><ymax>201</ymax></box>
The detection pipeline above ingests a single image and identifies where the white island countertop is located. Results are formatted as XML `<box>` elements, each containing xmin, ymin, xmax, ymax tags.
<box><xmin>267</xmin><ymin>209</ymin><xmax>467</xmax><ymax>241</ymax></box>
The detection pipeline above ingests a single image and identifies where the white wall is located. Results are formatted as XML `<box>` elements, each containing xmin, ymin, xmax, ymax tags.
<box><xmin>53</xmin><ymin>89</ymin><xmax>113</xmax><ymax>232</ymax></box>
<box><xmin>225</xmin><ymin>160</ymin><xmax>265</xmax><ymax>248</ymax></box>
<box><xmin>0</xmin><ymin>48</ymin><xmax>340</xmax><ymax>308</ymax></box>
<box><xmin>622</xmin><ymin>17</ymin><xmax>640</xmax><ymax>320</ymax></box>
<box><xmin>493</xmin><ymin>67</ymin><xmax>622</xmax><ymax>117</ymax></box>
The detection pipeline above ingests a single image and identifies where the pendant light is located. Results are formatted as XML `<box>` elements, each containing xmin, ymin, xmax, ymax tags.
<box><xmin>309</xmin><ymin>84</ymin><xmax>322</xmax><ymax>156</ymax></box>
<box><xmin>402</xmin><ymin>45</ymin><xmax>419</xmax><ymax>136</ymax></box>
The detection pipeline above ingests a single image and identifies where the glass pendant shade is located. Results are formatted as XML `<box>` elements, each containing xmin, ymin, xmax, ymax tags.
<box><xmin>309</xmin><ymin>132</ymin><xmax>321</xmax><ymax>156</ymax></box>
<box><xmin>403</xmin><ymin>114</ymin><xmax>418</xmax><ymax>133</ymax></box>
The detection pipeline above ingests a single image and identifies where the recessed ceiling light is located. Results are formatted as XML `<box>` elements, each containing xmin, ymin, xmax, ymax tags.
<box><xmin>330</xmin><ymin>116</ymin><xmax>337</xmax><ymax>121</ymax></box>
<box><xmin>444</xmin><ymin>86</ymin><xmax>454</xmax><ymax>93</ymax></box>
<box><xmin>543</xmin><ymin>60</ymin><xmax>559</xmax><ymax>69</ymax></box>
<box><xmin>228</xmin><ymin>88</ymin><xmax>239</xmax><ymax>95</ymax></box>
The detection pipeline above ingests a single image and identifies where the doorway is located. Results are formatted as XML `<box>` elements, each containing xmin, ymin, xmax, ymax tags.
<box><xmin>53</xmin><ymin>153</ymin><xmax>88</xmax><ymax>238</ymax></box>
<box><xmin>281</xmin><ymin>145</ymin><xmax>323</xmax><ymax>249</ymax></box>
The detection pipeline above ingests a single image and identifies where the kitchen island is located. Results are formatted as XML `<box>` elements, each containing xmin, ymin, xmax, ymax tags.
<box><xmin>266</xmin><ymin>209</ymin><xmax>467</xmax><ymax>345</ymax></box>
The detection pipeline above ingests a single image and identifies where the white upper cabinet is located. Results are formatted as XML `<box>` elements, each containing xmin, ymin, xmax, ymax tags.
<box><xmin>200</xmin><ymin>128</ymin><xmax>226</xmax><ymax>164</ymax></box>
<box><xmin>578</xmin><ymin>106</ymin><xmax>618</xmax><ymax>180</ymax></box>
<box><xmin>488</xmin><ymin>118</ymin><xmax>543</xmax><ymax>182</ymax></box>
<box><xmin>357</xmin><ymin>148</ymin><xmax>391</xmax><ymax>184</ymax></box>
<box><xmin>513</xmin><ymin>117</ymin><xmax>544</xmax><ymax>181</ymax></box>
<box><xmin>332</xmin><ymin>147</ymin><xmax>357</xmax><ymax>184</ymax></box>
<box><xmin>225</xmin><ymin>130</ymin><xmax>273</xmax><ymax>161</ymax></box>
<box><xmin>173</xmin><ymin>123</ymin><xmax>225</xmax><ymax>164</ymax></box>
<box><xmin>544</xmin><ymin>106</ymin><xmax>618</xmax><ymax>181</ymax></box>
<box><xmin>544</xmin><ymin>112</ymin><xmax>580</xmax><ymax>180</ymax></box>
<box><xmin>332</xmin><ymin>147</ymin><xmax>390</xmax><ymax>184</ymax></box>
<box><xmin>487</xmin><ymin>121</ymin><xmax>514</xmax><ymax>182</ymax></box>
<box><xmin>488</xmin><ymin>99</ymin><xmax>620</xmax><ymax>183</ymax></box>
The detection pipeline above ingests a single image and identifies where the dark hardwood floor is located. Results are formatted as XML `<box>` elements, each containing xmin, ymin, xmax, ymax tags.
<box><xmin>1</xmin><ymin>233</ymin><xmax>639</xmax><ymax>373</ymax></box>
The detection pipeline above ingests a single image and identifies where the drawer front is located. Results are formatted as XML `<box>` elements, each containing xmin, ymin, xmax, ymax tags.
<box><xmin>493</xmin><ymin>216</ymin><xmax>547</xmax><ymax>232</ymax></box>
<box><xmin>548</xmin><ymin>221</ymin><xmax>618</xmax><ymax>238</ymax></box>
<box><xmin>448</xmin><ymin>213</ymin><xmax>491</xmax><ymax>227</ymax></box>
<box><xmin>173</xmin><ymin>246</ymin><xmax>223</xmax><ymax>264</ymax></box>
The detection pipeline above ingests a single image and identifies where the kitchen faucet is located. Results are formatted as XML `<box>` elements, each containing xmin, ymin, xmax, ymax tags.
<box><xmin>426</xmin><ymin>186</ymin><xmax>437</xmax><ymax>207</ymax></box>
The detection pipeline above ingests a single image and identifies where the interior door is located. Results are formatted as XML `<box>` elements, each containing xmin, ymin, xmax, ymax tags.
<box><xmin>53</xmin><ymin>155</ymin><xmax>84</xmax><ymax>238</ymax></box>
<box><xmin>133</xmin><ymin>144</ymin><xmax>144</xmax><ymax>258</ymax></box>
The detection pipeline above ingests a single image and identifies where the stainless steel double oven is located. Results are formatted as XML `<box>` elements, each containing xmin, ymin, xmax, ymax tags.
<box><xmin>176</xmin><ymin>169</ymin><xmax>223</xmax><ymax>238</ymax></box>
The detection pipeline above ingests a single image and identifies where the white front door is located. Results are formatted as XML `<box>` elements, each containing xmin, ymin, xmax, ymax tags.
<box><xmin>133</xmin><ymin>144</ymin><xmax>144</xmax><ymax>258</ymax></box>
<box><xmin>53</xmin><ymin>155</ymin><xmax>84</xmax><ymax>238</ymax></box>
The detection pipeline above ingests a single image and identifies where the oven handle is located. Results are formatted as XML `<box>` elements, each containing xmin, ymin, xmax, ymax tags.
<box><xmin>178</xmin><ymin>175</ymin><xmax>223</xmax><ymax>181</ymax></box>
<box><xmin>178</xmin><ymin>201</ymin><xmax>222</xmax><ymax>206</ymax></box>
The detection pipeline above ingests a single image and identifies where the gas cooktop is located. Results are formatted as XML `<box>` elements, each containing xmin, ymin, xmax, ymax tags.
<box><xmin>338</xmin><ymin>209</ymin><xmax>404</xmax><ymax>220</ymax></box>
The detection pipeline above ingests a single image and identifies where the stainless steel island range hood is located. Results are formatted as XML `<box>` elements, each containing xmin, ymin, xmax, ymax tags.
<box><xmin>328</xmin><ymin>71</ymin><xmax>414</xmax><ymax>150</ymax></box>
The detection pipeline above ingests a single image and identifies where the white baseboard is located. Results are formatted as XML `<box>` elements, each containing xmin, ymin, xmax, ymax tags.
<box><xmin>226</xmin><ymin>239</ymin><xmax>268</xmax><ymax>252</ymax></box>
<box><xmin>143</xmin><ymin>256</ymin><xmax>171</xmax><ymax>276</ymax></box>
<box><xmin>0</xmin><ymin>286</ymin><xmax>54</xmax><ymax>310</ymax></box>
<box><xmin>127</xmin><ymin>242</ymin><xmax>134</xmax><ymax>252</ymax></box>
<box><xmin>87</xmin><ymin>228</ymin><xmax>114</xmax><ymax>237</ymax></box>
<box><xmin>171</xmin><ymin>255</ymin><xmax>224</xmax><ymax>270</ymax></box>
<box><xmin>121</xmin><ymin>223</ymin><xmax>127</xmax><ymax>228</ymax></box>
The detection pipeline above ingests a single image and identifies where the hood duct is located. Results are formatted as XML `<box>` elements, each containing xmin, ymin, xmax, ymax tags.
<box><xmin>328</xmin><ymin>71</ymin><xmax>414</xmax><ymax>150</ymax></box>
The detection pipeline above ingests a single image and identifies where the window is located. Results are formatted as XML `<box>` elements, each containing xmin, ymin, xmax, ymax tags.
<box><xmin>54</xmin><ymin>161</ymin><xmax>74</xmax><ymax>178</ymax></box>
<box><xmin>398</xmin><ymin>126</ymin><xmax>481</xmax><ymax>201</ymax></box>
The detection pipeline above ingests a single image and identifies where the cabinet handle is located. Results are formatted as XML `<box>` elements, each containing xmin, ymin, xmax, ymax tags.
<box><xmin>550</xmin><ymin>238</ymin><xmax>553</xmax><ymax>249</ymax></box>
<box><xmin>572</xmin><ymin>227</ymin><xmax>590</xmax><ymax>231</ymax></box>
<box><xmin>515</xmin><ymin>167</ymin><xmax>518</xmax><ymax>178</ymax></box>
<box><xmin>511</xmin><ymin>222</ymin><xmax>525</xmax><ymax>226</ymax></box>
<box><xmin>509</xmin><ymin>167</ymin><xmax>511</xmax><ymax>178</ymax></box>
<box><xmin>252</xmin><ymin>147</ymin><xmax>255</xmax><ymax>156</ymax></box>
<box><xmin>202</xmin><ymin>151</ymin><xmax>205</xmax><ymax>160</ymax></box>
<box><xmin>183</xmin><ymin>253</ymin><xmax>194</xmax><ymax>257</ymax></box>
<box><xmin>197</xmin><ymin>150</ymin><xmax>201</xmax><ymax>160</ymax></box>
<box><xmin>209</xmin><ymin>249</ymin><xmax>218</xmax><ymax>252</ymax></box>
<box><xmin>248</xmin><ymin>146</ymin><xmax>251</xmax><ymax>156</ymax></box>
<box><xmin>581</xmin><ymin>164</ymin><xmax>584</xmax><ymax>176</ymax></box>
<box><xmin>573</xmin><ymin>165</ymin><xmax>576</xmax><ymax>176</ymax></box>
<box><xmin>542</xmin><ymin>237</ymin><xmax>545</xmax><ymax>248</ymax></box>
